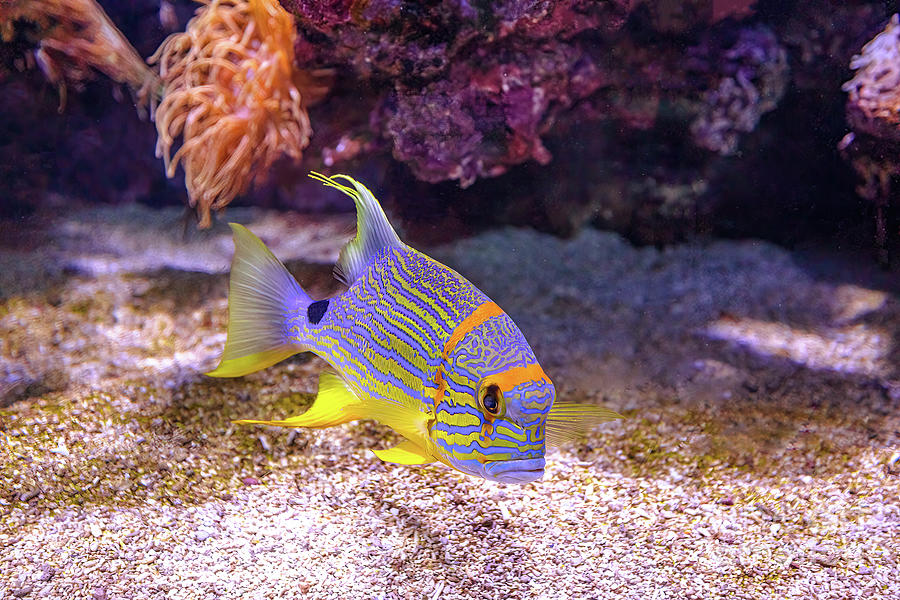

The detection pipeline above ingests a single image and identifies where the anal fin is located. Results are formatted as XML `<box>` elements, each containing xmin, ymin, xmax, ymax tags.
<box><xmin>233</xmin><ymin>372</ymin><xmax>362</xmax><ymax>429</ymax></box>
<box><xmin>371</xmin><ymin>440</ymin><xmax>435</xmax><ymax>465</ymax></box>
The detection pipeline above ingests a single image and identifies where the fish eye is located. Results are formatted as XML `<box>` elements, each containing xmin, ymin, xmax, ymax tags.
<box><xmin>480</xmin><ymin>384</ymin><xmax>502</xmax><ymax>416</ymax></box>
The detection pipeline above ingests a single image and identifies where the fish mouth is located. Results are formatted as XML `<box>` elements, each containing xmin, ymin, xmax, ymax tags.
<box><xmin>483</xmin><ymin>457</ymin><xmax>546</xmax><ymax>484</ymax></box>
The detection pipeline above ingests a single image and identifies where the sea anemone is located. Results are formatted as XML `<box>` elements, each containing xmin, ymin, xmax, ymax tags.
<box><xmin>0</xmin><ymin>0</ymin><xmax>158</xmax><ymax>109</ymax></box>
<box><xmin>843</xmin><ymin>14</ymin><xmax>900</xmax><ymax>142</ymax></box>
<box><xmin>151</xmin><ymin>0</ymin><xmax>329</xmax><ymax>228</ymax></box>
<box><xmin>840</xmin><ymin>14</ymin><xmax>900</xmax><ymax>264</ymax></box>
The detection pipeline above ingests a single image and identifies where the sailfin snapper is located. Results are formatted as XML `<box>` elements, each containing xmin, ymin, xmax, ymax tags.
<box><xmin>208</xmin><ymin>173</ymin><xmax>622</xmax><ymax>483</ymax></box>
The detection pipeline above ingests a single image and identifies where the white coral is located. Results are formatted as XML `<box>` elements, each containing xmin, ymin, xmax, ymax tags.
<box><xmin>690</xmin><ymin>25</ymin><xmax>789</xmax><ymax>155</ymax></box>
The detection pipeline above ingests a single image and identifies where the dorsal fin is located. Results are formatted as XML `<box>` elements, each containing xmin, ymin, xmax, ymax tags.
<box><xmin>309</xmin><ymin>172</ymin><xmax>402</xmax><ymax>286</ymax></box>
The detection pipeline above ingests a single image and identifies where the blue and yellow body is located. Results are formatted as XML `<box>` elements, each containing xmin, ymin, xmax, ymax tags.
<box><xmin>207</xmin><ymin>173</ymin><xmax>620</xmax><ymax>484</ymax></box>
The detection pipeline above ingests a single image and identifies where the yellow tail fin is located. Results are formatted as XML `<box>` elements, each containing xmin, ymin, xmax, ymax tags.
<box><xmin>207</xmin><ymin>223</ymin><xmax>309</xmax><ymax>377</ymax></box>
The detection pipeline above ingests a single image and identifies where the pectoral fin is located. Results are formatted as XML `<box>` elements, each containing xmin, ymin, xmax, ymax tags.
<box><xmin>546</xmin><ymin>402</ymin><xmax>624</xmax><ymax>446</ymax></box>
<box><xmin>371</xmin><ymin>440</ymin><xmax>435</xmax><ymax>465</ymax></box>
<box><xmin>233</xmin><ymin>371</ymin><xmax>363</xmax><ymax>428</ymax></box>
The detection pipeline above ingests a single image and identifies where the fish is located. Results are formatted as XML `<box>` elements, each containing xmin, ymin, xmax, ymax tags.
<box><xmin>207</xmin><ymin>173</ymin><xmax>622</xmax><ymax>483</ymax></box>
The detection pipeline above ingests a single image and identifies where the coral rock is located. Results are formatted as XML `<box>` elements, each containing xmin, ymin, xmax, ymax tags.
<box><xmin>285</xmin><ymin>0</ymin><xmax>630</xmax><ymax>185</ymax></box>
<box><xmin>386</xmin><ymin>42</ymin><xmax>597</xmax><ymax>186</ymax></box>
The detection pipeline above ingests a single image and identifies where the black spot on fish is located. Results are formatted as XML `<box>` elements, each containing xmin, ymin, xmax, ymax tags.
<box><xmin>307</xmin><ymin>299</ymin><xmax>329</xmax><ymax>325</ymax></box>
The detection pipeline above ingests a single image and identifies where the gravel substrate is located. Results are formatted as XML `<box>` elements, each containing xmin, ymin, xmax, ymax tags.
<box><xmin>1</xmin><ymin>205</ymin><xmax>898</xmax><ymax>599</ymax></box>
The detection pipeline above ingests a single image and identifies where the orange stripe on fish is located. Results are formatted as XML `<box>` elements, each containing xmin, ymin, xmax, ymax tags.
<box><xmin>485</xmin><ymin>363</ymin><xmax>551</xmax><ymax>393</ymax></box>
<box><xmin>432</xmin><ymin>365</ymin><xmax>448</xmax><ymax>409</ymax></box>
<box><xmin>442</xmin><ymin>301</ymin><xmax>504</xmax><ymax>359</ymax></box>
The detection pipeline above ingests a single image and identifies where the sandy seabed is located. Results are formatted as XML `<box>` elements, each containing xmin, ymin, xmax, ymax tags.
<box><xmin>1</xmin><ymin>205</ymin><xmax>898</xmax><ymax>600</ymax></box>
